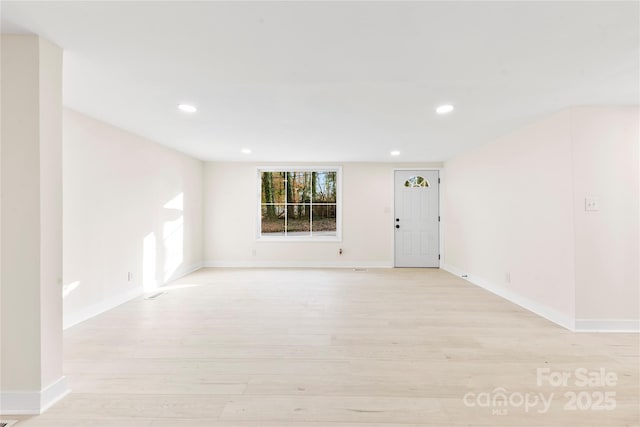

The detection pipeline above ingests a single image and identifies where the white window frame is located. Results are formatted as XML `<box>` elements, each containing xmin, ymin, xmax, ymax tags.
<box><xmin>257</xmin><ymin>166</ymin><xmax>342</xmax><ymax>242</ymax></box>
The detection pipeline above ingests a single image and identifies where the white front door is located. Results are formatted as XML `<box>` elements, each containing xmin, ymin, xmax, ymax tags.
<box><xmin>394</xmin><ymin>170</ymin><xmax>439</xmax><ymax>267</ymax></box>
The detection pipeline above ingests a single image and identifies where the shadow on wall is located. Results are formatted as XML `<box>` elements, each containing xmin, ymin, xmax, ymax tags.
<box><xmin>143</xmin><ymin>192</ymin><xmax>185</xmax><ymax>293</ymax></box>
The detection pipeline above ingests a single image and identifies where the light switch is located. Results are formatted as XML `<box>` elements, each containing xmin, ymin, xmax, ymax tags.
<box><xmin>585</xmin><ymin>197</ymin><xmax>599</xmax><ymax>212</ymax></box>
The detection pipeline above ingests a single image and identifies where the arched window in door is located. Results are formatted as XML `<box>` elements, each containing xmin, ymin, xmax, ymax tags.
<box><xmin>404</xmin><ymin>176</ymin><xmax>430</xmax><ymax>188</ymax></box>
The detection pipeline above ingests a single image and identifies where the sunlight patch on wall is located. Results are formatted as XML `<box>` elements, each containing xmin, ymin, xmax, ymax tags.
<box><xmin>163</xmin><ymin>193</ymin><xmax>183</xmax><ymax>211</ymax></box>
<box><xmin>143</xmin><ymin>232</ymin><xmax>158</xmax><ymax>292</ymax></box>
<box><xmin>163</xmin><ymin>216</ymin><xmax>184</xmax><ymax>281</ymax></box>
<box><xmin>62</xmin><ymin>281</ymin><xmax>80</xmax><ymax>298</ymax></box>
<box><xmin>163</xmin><ymin>192</ymin><xmax>184</xmax><ymax>282</ymax></box>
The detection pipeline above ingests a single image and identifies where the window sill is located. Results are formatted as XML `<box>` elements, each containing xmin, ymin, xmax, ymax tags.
<box><xmin>257</xmin><ymin>236</ymin><xmax>342</xmax><ymax>243</ymax></box>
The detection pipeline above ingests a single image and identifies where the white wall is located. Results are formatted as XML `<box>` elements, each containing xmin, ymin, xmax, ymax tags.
<box><xmin>204</xmin><ymin>162</ymin><xmax>441</xmax><ymax>267</ymax></box>
<box><xmin>571</xmin><ymin>107</ymin><xmax>639</xmax><ymax>323</ymax></box>
<box><xmin>62</xmin><ymin>109</ymin><xmax>204</xmax><ymax>328</ymax></box>
<box><xmin>2</xmin><ymin>34</ymin><xmax>45</xmax><ymax>394</ymax></box>
<box><xmin>443</xmin><ymin>106</ymin><xmax>639</xmax><ymax>330</ymax></box>
<box><xmin>39</xmin><ymin>36</ymin><xmax>65</xmax><ymax>391</ymax></box>
<box><xmin>1</xmin><ymin>35</ymin><xmax>66</xmax><ymax>413</ymax></box>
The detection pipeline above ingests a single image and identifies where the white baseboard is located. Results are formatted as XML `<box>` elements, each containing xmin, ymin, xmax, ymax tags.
<box><xmin>164</xmin><ymin>261</ymin><xmax>204</xmax><ymax>282</ymax></box>
<box><xmin>63</xmin><ymin>263</ymin><xmax>204</xmax><ymax>330</ymax></box>
<box><xmin>441</xmin><ymin>264</ymin><xmax>640</xmax><ymax>333</ymax></box>
<box><xmin>441</xmin><ymin>263</ymin><xmax>575</xmax><ymax>331</ymax></box>
<box><xmin>63</xmin><ymin>287</ymin><xmax>144</xmax><ymax>330</ymax></box>
<box><xmin>0</xmin><ymin>376</ymin><xmax>69</xmax><ymax>415</ymax></box>
<box><xmin>203</xmin><ymin>260</ymin><xmax>393</xmax><ymax>269</ymax></box>
<box><xmin>574</xmin><ymin>319</ymin><xmax>640</xmax><ymax>333</ymax></box>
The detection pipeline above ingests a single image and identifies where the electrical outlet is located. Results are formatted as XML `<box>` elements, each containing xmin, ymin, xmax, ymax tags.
<box><xmin>505</xmin><ymin>272</ymin><xmax>511</xmax><ymax>284</ymax></box>
<box><xmin>585</xmin><ymin>197</ymin><xmax>599</xmax><ymax>212</ymax></box>
<box><xmin>339</xmin><ymin>248</ymin><xmax>343</xmax><ymax>255</ymax></box>
<box><xmin>127</xmin><ymin>272</ymin><xmax>132</xmax><ymax>282</ymax></box>
<box><xmin>252</xmin><ymin>249</ymin><xmax>257</xmax><ymax>256</ymax></box>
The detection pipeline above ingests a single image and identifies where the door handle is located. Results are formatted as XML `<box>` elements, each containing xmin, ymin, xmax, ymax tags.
<box><xmin>395</xmin><ymin>225</ymin><xmax>400</xmax><ymax>229</ymax></box>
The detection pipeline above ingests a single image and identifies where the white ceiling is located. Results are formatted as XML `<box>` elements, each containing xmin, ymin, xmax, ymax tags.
<box><xmin>2</xmin><ymin>1</ymin><xmax>638</xmax><ymax>162</ymax></box>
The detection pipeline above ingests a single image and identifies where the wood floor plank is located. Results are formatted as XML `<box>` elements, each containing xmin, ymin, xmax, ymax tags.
<box><xmin>218</xmin><ymin>395</ymin><xmax>449</xmax><ymax>423</ymax></box>
<box><xmin>37</xmin><ymin>393</ymin><xmax>229</xmax><ymax>419</ymax></box>
<box><xmin>9</xmin><ymin>268</ymin><xmax>639</xmax><ymax>426</ymax></box>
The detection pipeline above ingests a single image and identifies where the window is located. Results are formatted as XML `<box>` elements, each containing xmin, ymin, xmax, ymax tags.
<box><xmin>258</xmin><ymin>167</ymin><xmax>341</xmax><ymax>240</ymax></box>
<box><xmin>404</xmin><ymin>175</ymin><xmax>429</xmax><ymax>188</ymax></box>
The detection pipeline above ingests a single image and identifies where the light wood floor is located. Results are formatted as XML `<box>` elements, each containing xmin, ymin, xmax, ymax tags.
<box><xmin>8</xmin><ymin>268</ymin><xmax>639</xmax><ymax>426</ymax></box>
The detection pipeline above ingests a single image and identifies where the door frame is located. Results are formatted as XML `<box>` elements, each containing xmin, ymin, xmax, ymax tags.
<box><xmin>392</xmin><ymin>168</ymin><xmax>444</xmax><ymax>268</ymax></box>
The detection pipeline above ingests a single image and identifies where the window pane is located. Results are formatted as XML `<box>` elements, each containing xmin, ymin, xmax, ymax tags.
<box><xmin>261</xmin><ymin>172</ymin><xmax>286</xmax><ymax>204</ymax></box>
<box><xmin>286</xmin><ymin>172</ymin><xmax>312</xmax><ymax>204</ymax></box>
<box><xmin>286</xmin><ymin>204</ymin><xmax>311</xmax><ymax>236</ymax></box>
<box><xmin>261</xmin><ymin>205</ymin><xmax>285</xmax><ymax>235</ymax></box>
<box><xmin>274</xmin><ymin>173</ymin><xmax>287</xmax><ymax>202</ymax></box>
<box><xmin>313</xmin><ymin>172</ymin><xmax>337</xmax><ymax>203</ymax></box>
<box><xmin>312</xmin><ymin>204</ymin><xmax>337</xmax><ymax>235</ymax></box>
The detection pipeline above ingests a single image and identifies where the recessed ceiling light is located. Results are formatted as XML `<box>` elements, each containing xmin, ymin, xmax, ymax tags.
<box><xmin>436</xmin><ymin>104</ymin><xmax>454</xmax><ymax>114</ymax></box>
<box><xmin>241</xmin><ymin>148</ymin><xmax>252</xmax><ymax>154</ymax></box>
<box><xmin>390</xmin><ymin>150</ymin><xmax>400</xmax><ymax>156</ymax></box>
<box><xmin>178</xmin><ymin>104</ymin><xmax>197</xmax><ymax>113</ymax></box>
